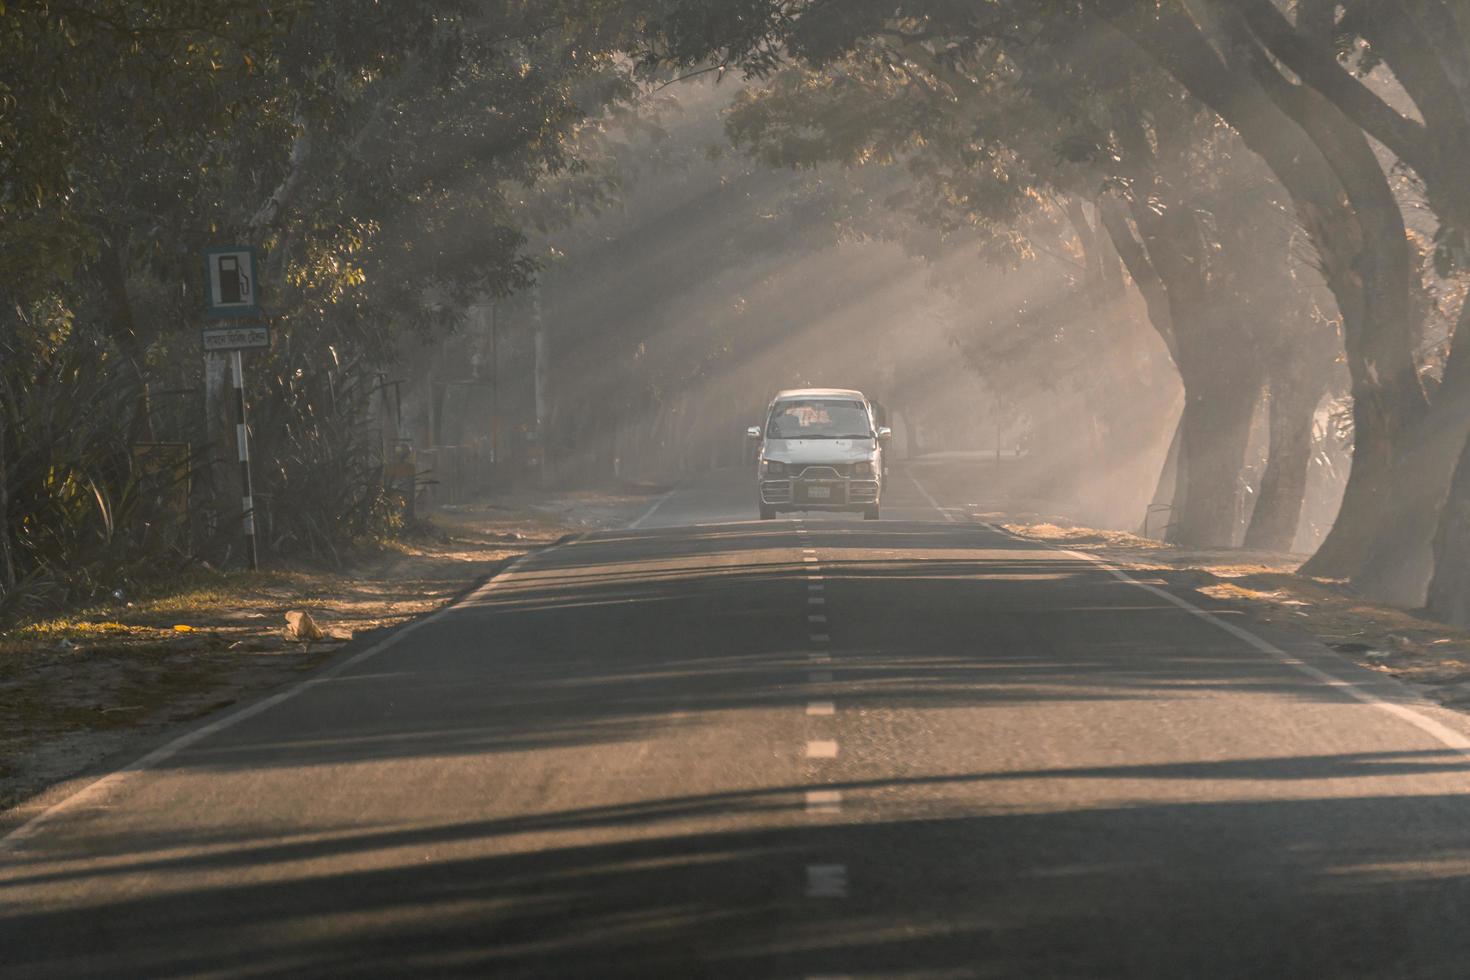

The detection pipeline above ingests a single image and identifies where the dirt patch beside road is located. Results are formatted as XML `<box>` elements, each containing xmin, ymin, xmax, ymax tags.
<box><xmin>1000</xmin><ymin>520</ymin><xmax>1470</xmax><ymax>713</ymax></box>
<box><xmin>0</xmin><ymin>491</ymin><xmax>652</xmax><ymax>817</ymax></box>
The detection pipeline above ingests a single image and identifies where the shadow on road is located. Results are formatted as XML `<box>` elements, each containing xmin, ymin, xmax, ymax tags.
<box><xmin>7</xmin><ymin>521</ymin><xmax>1470</xmax><ymax>977</ymax></box>
<box><xmin>9</xmin><ymin>787</ymin><xmax>1470</xmax><ymax>977</ymax></box>
<box><xmin>106</xmin><ymin>522</ymin><xmax>1381</xmax><ymax>777</ymax></box>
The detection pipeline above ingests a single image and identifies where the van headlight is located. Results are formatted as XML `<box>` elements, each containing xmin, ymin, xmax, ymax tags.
<box><xmin>852</xmin><ymin>460</ymin><xmax>874</xmax><ymax>477</ymax></box>
<box><xmin>763</xmin><ymin>460</ymin><xmax>788</xmax><ymax>477</ymax></box>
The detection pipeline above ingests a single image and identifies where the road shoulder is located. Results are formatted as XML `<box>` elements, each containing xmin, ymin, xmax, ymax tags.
<box><xmin>0</xmin><ymin>490</ymin><xmax>656</xmax><ymax>819</ymax></box>
<box><xmin>1000</xmin><ymin>521</ymin><xmax>1470</xmax><ymax>717</ymax></box>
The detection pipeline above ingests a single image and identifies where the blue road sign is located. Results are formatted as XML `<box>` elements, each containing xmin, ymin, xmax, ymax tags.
<box><xmin>203</xmin><ymin>246</ymin><xmax>259</xmax><ymax>318</ymax></box>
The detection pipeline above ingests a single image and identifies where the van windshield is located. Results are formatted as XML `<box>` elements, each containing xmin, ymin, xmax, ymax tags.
<box><xmin>766</xmin><ymin>400</ymin><xmax>872</xmax><ymax>440</ymax></box>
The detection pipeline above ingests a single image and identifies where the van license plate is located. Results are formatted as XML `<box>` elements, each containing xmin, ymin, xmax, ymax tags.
<box><xmin>806</xmin><ymin>485</ymin><xmax>831</xmax><ymax>499</ymax></box>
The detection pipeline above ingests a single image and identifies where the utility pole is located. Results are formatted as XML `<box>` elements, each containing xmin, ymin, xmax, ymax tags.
<box><xmin>231</xmin><ymin>350</ymin><xmax>259</xmax><ymax>570</ymax></box>
<box><xmin>490</xmin><ymin>301</ymin><xmax>500</xmax><ymax>493</ymax></box>
<box><xmin>532</xmin><ymin>286</ymin><xmax>548</xmax><ymax>487</ymax></box>
<box><xmin>995</xmin><ymin>393</ymin><xmax>1003</xmax><ymax>469</ymax></box>
<box><xmin>532</xmin><ymin>286</ymin><xmax>547</xmax><ymax>430</ymax></box>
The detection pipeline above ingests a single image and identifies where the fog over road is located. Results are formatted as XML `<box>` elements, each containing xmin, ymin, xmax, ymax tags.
<box><xmin>8</xmin><ymin>465</ymin><xmax>1470</xmax><ymax>977</ymax></box>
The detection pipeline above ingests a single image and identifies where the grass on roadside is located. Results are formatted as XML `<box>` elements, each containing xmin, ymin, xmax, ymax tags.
<box><xmin>0</xmin><ymin>499</ymin><xmax>592</xmax><ymax>816</ymax></box>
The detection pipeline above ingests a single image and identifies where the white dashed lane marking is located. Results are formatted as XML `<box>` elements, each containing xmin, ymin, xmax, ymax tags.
<box><xmin>806</xmin><ymin>740</ymin><xmax>839</xmax><ymax>759</ymax></box>
<box><xmin>806</xmin><ymin>864</ymin><xmax>848</xmax><ymax>898</ymax></box>
<box><xmin>805</xmin><ymin>790</ymin><xmax>842</xmax><ymax>814</ymax></box>
<box><xmin>795</xmin><ymin>538</ymin><xmax>848</xmax><ymax>917</ymax></box>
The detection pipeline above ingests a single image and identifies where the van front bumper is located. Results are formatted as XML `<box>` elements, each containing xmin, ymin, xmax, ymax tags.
<box><xmin>760</xmin><ymin>478</ymin><xmax>880</xmax><ymax>509</ymax></box>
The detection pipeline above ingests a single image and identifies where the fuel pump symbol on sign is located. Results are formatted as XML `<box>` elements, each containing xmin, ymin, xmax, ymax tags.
<box><xmin>203</xmin><ymin>247</ymin><xmax>259</xmax><ymax>318</ymax></box>
<box><xmin>217</xmin><ymin>255</ymin><xmax>250</xmax><ymax>304</ymax></box>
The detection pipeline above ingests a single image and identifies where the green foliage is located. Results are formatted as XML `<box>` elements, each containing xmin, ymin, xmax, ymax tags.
<box><xmin>249</xmin><ymin>342</ymin><xmax>400</xmax><ymax>564</ymax></box>
<box><xmin>0</xmin><ymin>312</ymin><xmax>193</xmax><ymax>621</ymax></box>
<box><xmin>0</xmin><ymin>0</ymin><xmax>655</xmax><ymax>609</ymax></box>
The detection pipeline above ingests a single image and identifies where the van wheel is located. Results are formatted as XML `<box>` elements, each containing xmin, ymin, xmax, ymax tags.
<box><xmin>759</xmin><ymin>505</ymin><xmax>777</xmax><ymax>520</ymax></box>
<box><xmin>863</xmin><ymin>506</ymin><xmax>880</xmax><ymax>521</ymax></box>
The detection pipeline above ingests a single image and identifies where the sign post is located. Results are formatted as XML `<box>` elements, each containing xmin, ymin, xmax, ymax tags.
<box><xmin>230</xmin><ymin>350</ymin><xmax>259</xmax><ymax>571</ymax></box>
<box><xmin>202</xmin><ymin>246</ymin><xmax>264</xmax><ymax>570</ymax></box>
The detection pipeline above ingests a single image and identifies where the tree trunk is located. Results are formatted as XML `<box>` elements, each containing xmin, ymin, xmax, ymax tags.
<box><xmin>1099</xmin><ymin>135</ymin><xmax>1262</xmax><ymax>549</ymax></box>
<box><xmin>1427</xmin><ymin>431</ymin><xmax>1470</xmax><ymax>626</ymax></box>
<box><xmin>1175</xmin><ymin>363</ymin><xmax>1262</xmax><ymax>547</ymax></box>
<box><xmin>1237</xmin><ymin>41</ymin><xmax>1427</xmax><ymax>582</ymax></box>
<box><xmin>201</xmin><ymin>351</ymin><xmax>236</xmax><ymax>552</ymax></box>
<box><xmin>0</xmin><ymin>372</ymin><xmax>15</xmax><ymax>591</ymax></box>
<box><xmin>1294</xmin><ymin>132</ymin><xmax>1427</xmax><ymax>582</ymax></box>
<box><xmin>1345</xmin><ymin>298</ymin><xmax>1470</xmax><ymax>603</ymax></box>
<box><xmin>900</xmin><ymin>410</ymin><xmax>919</xmax><ymax>459</ymax></box>
<box><xmin>1244</xmin><ymin>379</ymin><xmax>1323</xmax><ymax>551</ymax></box>
<box><xmin>1349</xmin><ymin>397</ymin><xmax>1470</xmax><ymax>604</ymax></box>
<box><xmin>1101</xmin><ymin>7</ymin><xmax>1426</xmax><ymax>579</ymax></box>
<box><xmin>1145</xmin><ymin>412</ymin><xmax>1184</xmax><ymax>540</ymax></box>
<box><xmin>95</xmin><ymin>244</ymin><xmax>155</xmax><ymax>444</ymax></box>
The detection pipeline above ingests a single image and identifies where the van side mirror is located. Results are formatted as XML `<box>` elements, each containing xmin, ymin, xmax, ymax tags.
<box><xmin>746</xmin><ymin>426</ymin><xmax>762</xmax><ymax>440</ymax></box>
<box><xmin>876</xmin><ymin>426</ymin><xmax>892</xmax><ymax>441</ymax></box>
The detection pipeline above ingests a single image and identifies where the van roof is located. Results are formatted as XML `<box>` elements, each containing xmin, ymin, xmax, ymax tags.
<box><xmin>771</xmin><ymin>388</ymin><xmax>868</xmax><ymax>401</ymax></box>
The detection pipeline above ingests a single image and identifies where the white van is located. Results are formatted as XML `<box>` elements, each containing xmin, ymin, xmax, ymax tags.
<box><xmin>747</xmin><ymin>388</ymin><xmax>891</xmax><ymax>520</ymax></box>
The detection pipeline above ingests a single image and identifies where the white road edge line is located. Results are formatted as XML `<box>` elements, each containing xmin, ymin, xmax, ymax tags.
<box><xmin>0</xmin><ymin>537</ymin><xmax>583</xmax><ymax>853</ymax></box>
<box><xmin>627</xmin><ymin>490</ymin><xmax>676</xmax><ymax>529</ymax></box>
<box><xmin>908</xmin><ymin>470</ymin><xmax>955</xmax><ymax>523</ymax></box>
<box><xmin>1057</xmin><ymin>547</ymin><xmax>1470</xmax><ymax>753</ymax></box>
<box><xmin>912</xmin><ymin>478</ymin><xmax>1470</xmax><ymax>758</ymax></box>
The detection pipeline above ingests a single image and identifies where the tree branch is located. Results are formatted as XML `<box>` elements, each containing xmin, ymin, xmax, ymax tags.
<box><xmin>649</xmin><ymin>63</ymin><xmax>728</xmax><ymax>93</ymax></box>
<box><xmin>1098</xmin><ymin>195</ymin><xmax>1179</xmax><ymax>363</ymax></box>
<box><xmin>1227</xmin><ymin>0</ymin><xmax>1432</xmax><ymax>174</ymax></box>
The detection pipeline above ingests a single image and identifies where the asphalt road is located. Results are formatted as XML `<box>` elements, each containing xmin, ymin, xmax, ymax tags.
<box><xmin>8</xmin><ymin>465</ymin><xmax>1470</xmax><ymax>977</ymax></box>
